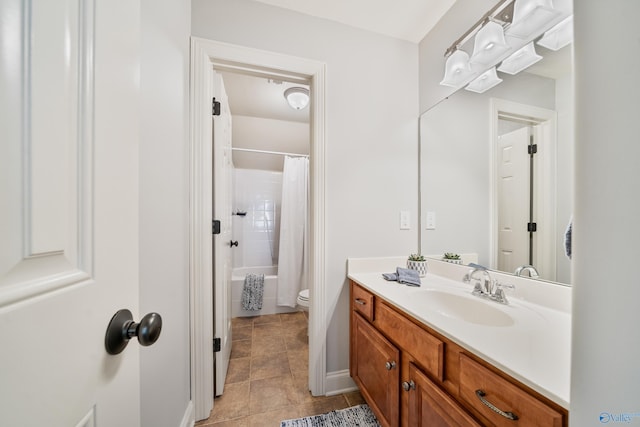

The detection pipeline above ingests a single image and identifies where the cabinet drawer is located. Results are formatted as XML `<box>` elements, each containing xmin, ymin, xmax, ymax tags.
<box><xmin>459</xmin><ymin>354</ymin><xmax>563</xmax><ymax>427</ymax></box>
<box><xmin>352</xmin><ymin>282</ymin><xmax>375</xmax><ymax>321</ymax></box>
<box><xmin>376</xmin><ymin>302</ymin><xmax>443</xmax><ymax>381</ymax></box>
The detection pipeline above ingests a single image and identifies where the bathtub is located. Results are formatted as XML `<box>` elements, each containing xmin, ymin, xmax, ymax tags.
<box><xmin>231</xmin><ymin>266</ymin><xmax>298</xmax><ymax>317</ymax></box>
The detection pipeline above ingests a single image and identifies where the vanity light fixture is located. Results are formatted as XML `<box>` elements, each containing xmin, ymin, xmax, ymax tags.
<box><xmin>465</xmin><ymin>67</ymin><xmax>503</xmax><ymax>93</ymax></box>
<box><xmin>505</xmin><ymin>0</ymin><xmax>562</xmax><ymax>39</ymax></box>
<box><xmin>439</xmin><ymin>0</ymin><xmax>571</xmax><ymax>93</ymax></box>
<box><xmin>440</xmin><ymin>49</ymin><xmax>473</xmax><ymax>88</ymax></box>
<box><xmin>537</xmin><ymin>15</ymin><xmax>573</xmax><ymax>51</ymax></box>
<box><xmin>498</xmin><ymin>42</ymin><xmax>542</xmax><ymax>75</ymax></box>
<box><xmin>470</xmin><ymin>21</ymin><xmax>510</xmax><ymax>66</ymax></box>
<box><xmin>284</xmin><ymin>87</ymin><xmax>310</xmax><ymax>110</ymax></box>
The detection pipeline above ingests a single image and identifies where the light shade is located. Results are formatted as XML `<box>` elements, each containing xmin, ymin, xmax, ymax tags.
<box><xmin>440</xmin><ymin>49</ymin><xmax>473</xmax><ymax>88</ymax></box>
<box><xmin>498</xmin><ymin>42</ymin><xmax>543</xmax><ymax>75</ymax></box>
<box><xmin>537</xmin><ymin>16</ymin><xmax>573</xmax><ymax>51</ymax></box>
<box><xmin>465</xmin><ymin>67</ymin><xmax>503</xmax><ymax>93</ymax></box>
<box><xmin>284</xmin><ymin>87</ymin><xmax>309</xmax><ymax>110</ymax></box>
<box><xmin>506</xmin><ymin>0</ymin><xmax>561</xmax><ymax>39</ymax></box>
<box><xmin>470</xmin><ymin>21</ymin><xmax>510</xmax><ymax>66</ymax></box>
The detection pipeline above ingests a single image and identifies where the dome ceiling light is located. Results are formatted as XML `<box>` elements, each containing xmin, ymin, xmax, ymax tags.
<box><xmin>284</xmin><ymin>87</ymin><xmax>310</xmax><ymax>110</ymax></box>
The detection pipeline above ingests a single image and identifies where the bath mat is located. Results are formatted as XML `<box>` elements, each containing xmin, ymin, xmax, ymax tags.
<box><xmin>280</xmin><ymin>404</ymin><xmax>381</xmax><ymax>427</ymax></box>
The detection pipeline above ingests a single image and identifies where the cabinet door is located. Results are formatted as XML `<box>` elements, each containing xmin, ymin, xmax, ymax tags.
<box><xmin>408</xmin><ymin>363</ymin><xmax>482</xmax><ymax>427</ymax></box>
<box><xmin>352</xmin><ymin>312</ymin><xmax>400</xmax><ymax>427</ymax></box>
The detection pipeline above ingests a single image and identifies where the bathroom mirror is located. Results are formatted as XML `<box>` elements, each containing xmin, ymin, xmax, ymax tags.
<box><xmin>419</xmin><ymin>44</ymin><xmax>573</xmax><ymax>285</ymax></box>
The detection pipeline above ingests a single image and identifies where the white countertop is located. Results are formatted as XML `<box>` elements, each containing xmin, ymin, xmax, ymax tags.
<box><xmin>347</xmin><ymin>258</ymin><xmax>571</xmax><ymax>409</ymax></box>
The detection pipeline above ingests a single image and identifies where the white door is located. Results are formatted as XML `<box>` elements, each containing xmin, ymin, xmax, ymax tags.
<box><xmin>497</xmin><ymin>126</ymin><xmax>531</xmax><ymax>273</ymax></box>
<box><xmin>0</xmin><ymin>1</ymin><xmax>144</xmax><ymax>426</ymax></box>
<box><xmin>212</xmin><ymin>71</ymin><xmax>233</xmax><ymax>396</ymax></box>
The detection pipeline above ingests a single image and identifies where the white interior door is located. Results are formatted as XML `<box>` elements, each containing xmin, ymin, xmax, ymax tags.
<box><xmin>212</xmin><ymin>71</ymin><xmax>233</xmax><ymax>396</ymax></box>
<box><xmin>497</xmin><ymin>127</ymin><xmax>531</xmax><ymax>273</ymax></box>
<box><xmin>0</xmin><ymin>1</ymin><xmax>144</xmax><ymax>425</ymax></box>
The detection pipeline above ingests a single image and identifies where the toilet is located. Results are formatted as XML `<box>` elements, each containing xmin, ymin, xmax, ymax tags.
<box><xmin>296</xmin><ymin>288</ymin><xmax>310</xmax><ymax>310</ymax></box>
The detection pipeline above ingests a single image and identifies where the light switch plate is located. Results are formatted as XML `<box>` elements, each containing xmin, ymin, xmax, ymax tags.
<box><xmin>400</xmin><ymin>210</ymin><xmax>410</xmax><ymax>230</ymax></box>
<box><xmin>426</xmin><ymin>211</ymin><xmax>436</xmax><ymax>230</ymax></box>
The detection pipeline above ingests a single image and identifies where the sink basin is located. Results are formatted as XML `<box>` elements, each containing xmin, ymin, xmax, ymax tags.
<box><xmin>408</xmin><ymin>289</ymin><xmax>515</xmax><ymax>327</ymax></box>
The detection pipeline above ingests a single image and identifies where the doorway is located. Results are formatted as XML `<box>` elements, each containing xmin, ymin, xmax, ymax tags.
<box><xmin>212</xmin><ymin>68</ymin><xmax>311</xmax><ymax>397</ymax></box>
<box><xmin>189</xmin><ymin>38</ymin><xmax>327</xmax><ymax>421</ymax></box>
<box><xmin>490</xmin><ymin>99</ymin><xmax>557</xmax><ymax>280</ymax></box>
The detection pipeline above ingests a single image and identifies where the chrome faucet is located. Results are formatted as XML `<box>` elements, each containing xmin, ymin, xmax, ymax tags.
<box><xmin>463</xmin><ymin>265</ymin><xmax>512</xmax><ymax>304</ymax></box>
<box><xmin>514</xmin><ymin>265</ymin><xmax>539</xmax><ymax>278</ymax></box>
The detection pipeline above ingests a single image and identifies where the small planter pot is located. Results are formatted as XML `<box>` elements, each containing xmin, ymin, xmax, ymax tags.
<box><xmin>443</xmin><ymin>258</ymin><xmax>462</xmax><ymax>264</ymax></box>
<box><xmin>407</xmin><ymin>260</ymin><xmax>427</xmax><ymax>277</ymax></box>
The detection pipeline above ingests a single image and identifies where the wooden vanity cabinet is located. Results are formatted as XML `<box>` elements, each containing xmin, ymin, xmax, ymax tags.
<box><xmin>349</xmin><ymin>280</ymin><xmax>568</xmax><ymax>427</ymax></box>
<box><xmin>351</xmin><ymin>312</ymin><xmax>400</xmax><ymax>427</ymax></box>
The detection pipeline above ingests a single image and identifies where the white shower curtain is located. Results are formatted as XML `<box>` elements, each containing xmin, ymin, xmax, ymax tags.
<box><xmin>277</xmin><ymin>156</ymin><xmax>309</xmax><ymax>307</ymax></box>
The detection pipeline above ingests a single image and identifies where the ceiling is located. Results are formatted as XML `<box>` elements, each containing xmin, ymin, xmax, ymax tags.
<box><xmin>252</xmin><ymin>0</ymin><xmax>457</xmax><ymax>43</ymax></box>
<box><xmin>220</xmin><ymin>71</ymin><xmax>309</xmax><ymax>124</ymax></box>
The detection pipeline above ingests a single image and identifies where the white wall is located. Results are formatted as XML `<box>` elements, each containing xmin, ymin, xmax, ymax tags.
<box><xmin>232</xmin><ymin>115</ymin><xmax>309</xmax><ymax>171</ymax></box>
<box><xmin>571</xmin><ymin>2</ymin><xmax>640</xmax><ymax>425</ymax></box>
<box><xmin>192</xmin><ymin>0</ymin><xmax>419</xmax><ymax>375</ymax></box>
<box><xmin>140</xmin><ymin>0</ymin><xmax>192</xmax><ymax>425</ymax></box>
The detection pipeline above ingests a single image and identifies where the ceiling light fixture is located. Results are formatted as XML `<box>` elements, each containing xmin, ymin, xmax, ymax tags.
<box><xmin>465</xmin><ymin>67</ymin><xmax>503</xmax><ymax>93</ymax></box>
<box><xmin>498</xmin><ymin>42</ymin><xmax>542</xmax><ymax>74</ymax></box>
<box><xmin>284</xmin><ymin>87</ymin><xmax>310</xmax><ymax>110</ymax></box>
<box><xmin>470</xmin><ymin>21</ymin><xmax>510</xmax><ymax>66</ymax></box>
<box><xmin>537</xmin><ymin>15</ymin><xmax>573</xmax><ymax>51</ymax></box>
<box><xmin>439</xmin><ymin>49</ymin><xmax>473</xmax><ymax>88</ymax></box>
<box><xmin>439</xmin><ymin>0</ymin><xmax>572</xmax><ymax>93</ymax></box>
<box><xmin>505</xmin><ymin>0</ymin><xmax>561</xmax><ymax>39</ymax></box>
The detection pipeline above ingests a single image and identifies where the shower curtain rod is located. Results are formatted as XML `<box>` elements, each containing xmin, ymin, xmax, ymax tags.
<box><xmin>231</xmin><ymin>147</ymin><xmax>309</xmax><ymax>158</ymax></box>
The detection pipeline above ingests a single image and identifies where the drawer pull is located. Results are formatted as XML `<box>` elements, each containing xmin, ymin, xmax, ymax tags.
<box><xmin>354</xmin><ymin>298</ymin><xmax>366</xmax><ymax>306</ymax></box>
<box><xmin>475</xmin><ymin>390</ymin><xmax>519</xmax><ymax>421</ymax></box>
<box><xmin>385</xmin><ymin>361</ymin><xmax>397</xmax><ymax>370</ymax></box>
<box><xmin>402</xmin><ymin>380</ymin><xmax>416</xmax><ymax>391</ymax></box>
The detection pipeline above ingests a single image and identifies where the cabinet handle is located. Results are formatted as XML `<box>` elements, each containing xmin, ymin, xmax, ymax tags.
<box><xmin>385</xmin><ymin>361</ymin><xmax>397</xmax><ymax>370</ymax></box>
<box><xmin>402</xmin><ymin>380</ymin><xmax>415</xmax><ymax>391</ymax></box>
<box><xmin>475</xmin><ymin>390</ymin><xmax>519</xmax><ymax>421</ymax></box>
<box><xmin>354</xmin><ymin>298</ymin><xmax>366</xmax><ymax>306</ymax></box>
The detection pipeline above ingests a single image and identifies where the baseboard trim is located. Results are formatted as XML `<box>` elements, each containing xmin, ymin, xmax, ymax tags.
<box><xmin>179</xmin><ymin>401</ymin><xmax>194</xmax><ymax>427</ymax></box>
<box><xmin>324</xmin><ymin>369</ymin><xmax>357</xmax><ymax>396</ymax></box>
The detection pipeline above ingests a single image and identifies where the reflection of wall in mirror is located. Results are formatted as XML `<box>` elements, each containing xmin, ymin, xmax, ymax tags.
<box><xmin>420</xmin><ymin>70</ymin><xmax>573</xmax><ymax>284</ymax></box>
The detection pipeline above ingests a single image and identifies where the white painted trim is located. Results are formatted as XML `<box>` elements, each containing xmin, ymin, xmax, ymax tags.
<box><xmin>189</xmin><ymin>38</ymin><xmax>215</xmax><ymax>421</ymax></box>
<box><xmin>489</xmin><ymin>98</ymin><xmax>557</xmax><ymax>279</ymax></box>
<box><xmin>324</xmin><ymin>370</ymin><xmax>357</xmax><ymax>396</ymax></box>
<box><xmin>189</xmin><ymin>37</ymin><xmax>328</xmax><ymax>421</ymax></box>
<box><xmin>179</xmin><ymin>401</ymin><xmax>195</xmax><ymax>427</ymax></box>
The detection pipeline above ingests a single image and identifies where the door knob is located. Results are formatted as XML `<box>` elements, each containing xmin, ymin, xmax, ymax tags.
<box><xmin>105</xmin><ymin>309</ymin><xmax>162</xmax><ymax>355</ymax></box>
<box><xmin>230</xmin><ymin>240</ymin><xmax>239</xmax><ymax>247</ymax></box>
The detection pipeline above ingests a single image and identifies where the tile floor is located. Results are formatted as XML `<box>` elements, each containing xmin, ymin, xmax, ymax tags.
<box><xmin>195</xmin><ymin>311</ymin><xmax>365</xmax><ymax>427</ymax></box>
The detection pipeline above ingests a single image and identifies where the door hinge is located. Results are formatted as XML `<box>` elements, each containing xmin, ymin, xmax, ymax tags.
<box><xmin>213</xmin><ymin>338</ymin><xmax>221</xmax><ymax>352</ymax></box>
<box><xmin>527</xmin><ymin>222</ymin><xmax>537</xmax><ymax>232</ymax></box>
<box><xmin>528</xmin><ymin>144</ymin><xmax>538</xmax><ymax>155</ymax></box>
<box><xmin>212</xmin><ymin>98</ymin><xmax>221</xmax><ymax>116</ymax></box>
<box><xmin>212</xmin><ymin>220</ymin><xmax>221</xmax><ymax>235</ymax></box>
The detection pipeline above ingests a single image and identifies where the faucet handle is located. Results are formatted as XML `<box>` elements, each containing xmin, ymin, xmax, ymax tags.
<box><xmin>496</xmin><ymin>282</ymin><xmax>515</xmax><ymax>290</ymax></box>
<box><xmin>492</xmin><ymin>288</ymin><xmax>509</xmax><ymax>304</ymax></box>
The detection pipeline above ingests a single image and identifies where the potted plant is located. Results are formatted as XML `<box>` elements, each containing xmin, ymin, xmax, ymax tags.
<box><xmin>407</xmin><ymin>254</ymin><xmax>427</xmax><ymax>277</ymax></box>
<box><xmin>443</xmin><ymin>252</ymin><xmax>462</xmax><ymax>264</ymax></box>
